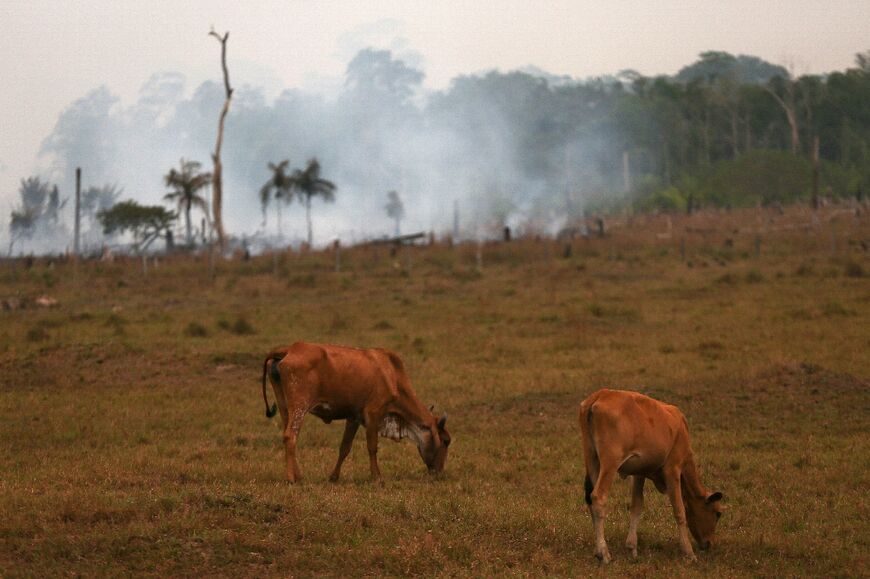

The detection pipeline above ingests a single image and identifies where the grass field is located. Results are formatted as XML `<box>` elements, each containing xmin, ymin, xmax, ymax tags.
<box><xmin>1</xmin><ymin>205</ymin><xmax>869</xmax><ymax>577</ymax></box>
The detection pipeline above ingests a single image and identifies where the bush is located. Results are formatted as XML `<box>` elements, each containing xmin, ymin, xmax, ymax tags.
<box><xmin>231</xmin><ymin>317</ymin><xmax>255</xmax><ymax>335</ymax></box>
<box><xmin>641</xmin><ymin>186</ymin><xmax>687</xmax><ymax>213</ymax></box>
<box><xmin>745</xmin><ymin>270</ymin><xmax>764</xmax><ymax>283</ymax></box>
<box><xmin>26</xmin><ymin>326</ymin><xmax>49</xmax><ymax>342</ymax></box>
<box><xmin>844</xmin><ymin>261</ymin><xmax>864</xmax><ymax>278</ymax></box>
<box><xmin>217</xmin><ymin>316</ymin><xmax>255</xmax><ymax>335</ymax></box>
<box><xmin>184</xmin><ymin>322</ymin><xmax>209</xmax><ymax>338</ymax></box>
<box><xmin>822</xmin><ymin>302</ymin><xmax>851</xmax><ymax>317</ymax></box>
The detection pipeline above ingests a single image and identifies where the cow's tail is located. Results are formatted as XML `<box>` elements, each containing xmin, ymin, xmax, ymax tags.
<box><xmin>261</xmin><ymin>353</ymin><xmax>283</xmax><ymax>418</ymax></box>
<box><xmin>578</xmin><ymin>393</ymin><xmax>601</xmax><ymax>505</ymax></box>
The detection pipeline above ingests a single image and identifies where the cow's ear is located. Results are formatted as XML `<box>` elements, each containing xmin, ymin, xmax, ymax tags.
<box><xmin>437</xmin><ymin>413</ymin><xmax>448</xmax><ymax>430</ymax></box>
<box><xmin>706</xmin><ymin>491</ymin><xmax>723</xmax><ymax>504</ymax></box>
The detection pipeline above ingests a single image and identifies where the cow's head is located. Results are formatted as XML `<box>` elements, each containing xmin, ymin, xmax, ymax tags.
<box><xmin>418</xmin><ymin>411</ymin><xmax>451</xmax><ymax>474</ymax></box>
<box><xmin>685</xmin><ymin>490</ymin><xmax>723</xmax><ymax>550</ymax></box>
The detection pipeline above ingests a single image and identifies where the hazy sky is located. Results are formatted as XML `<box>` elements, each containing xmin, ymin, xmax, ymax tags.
<box><xmin>2</xmin><ymin>0</ymin><xmax>868</xmax><ymax>230</ymax></box>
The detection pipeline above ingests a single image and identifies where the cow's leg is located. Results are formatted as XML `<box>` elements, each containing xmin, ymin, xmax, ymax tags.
<box><xmin>664</xmin><ymin>468</ymin><xmax>696</xmax><ymax>561</ymax></box>
<box><xmin>625</xmin><ymin>475</ymin><xmax>645</xmax><ymax>557</ymax></box>
<box><xmin>584</xmin><ymin>461</ymin><xmax>600</xmax><ymax>554</ymax></box>
<box><xmin>283</xmin><ymin>403</ymin><xmax>308</xmax><ymax>483</ymax></box>
<box><xmin>589</xmin><ymin>458</ymin><xmax>617</xmax><ymax>563</ymax></box>
<box><xmin>363</xmin><ymin>410</ymin><xmax>384</xmax><ymax>483</ymax></box>
<box><xmin>329</xmin><ymin>419</ymin><xmax>360</xmax><ymax>482</ymax></box>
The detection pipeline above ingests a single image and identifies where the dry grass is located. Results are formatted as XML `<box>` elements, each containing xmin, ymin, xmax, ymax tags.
<box><xmin>1</xmin><ymin>204</ymin><xmax>869</xmax><ymax>577</ymax></box>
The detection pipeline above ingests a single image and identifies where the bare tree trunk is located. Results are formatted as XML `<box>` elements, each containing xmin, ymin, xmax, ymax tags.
<box><xmin>744</xmin><ymin>110</ymin><xmax>752</xmax><ymax>151</ymax></box>
<box><xmin>74</xmin><ymin>168</ymin><xmax>81</xmax><ymax>256</ymax></box>
<box><xmin>306</xmin><ymin>196</ymin><xmax>312</xmax><ymax>247</ymax></box>
<box><xmin>703</xmin><ymin>108</ymin><xmax>711</xmax><ymax>165</ymax></box>
<box><xmin>622</xmin><ymin>150</ymin><xmax>631</xmax><ymax>193</ymax></box>
<box><xmin>812</xmin><ymin>136</ymin><xmax>820</xmax><ymax>210</ymax></box>
<box><xmin>765</xmin><ymin>82</ymin><xmax>800</xmax><ymax>155</ymax></box>
<box><xmin>209</xmin><ymin>29</ymin><xmax>233</xmax><ymax>252</ymax></box>
<box><xmin>729</xmin><ymin>107</ymin><xmax>740</xmax><ymax>158</ymax></box>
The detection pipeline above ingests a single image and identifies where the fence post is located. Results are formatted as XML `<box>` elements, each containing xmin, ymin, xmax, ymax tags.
<box><xmin>74</xmin><ymin>168</ymin><xmax>81</xmax><ymax>256</ymax></box>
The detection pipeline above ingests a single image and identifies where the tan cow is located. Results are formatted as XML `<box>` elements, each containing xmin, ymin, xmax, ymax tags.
<box><xmin>261</xmin><ymin>342</ymin><xmax>450</xmax><ymax>483</ymax></box>
<box><xmin>579</xmin><ymin>389</ymin><xmax>723</xmax><ymax>562</ymax></box>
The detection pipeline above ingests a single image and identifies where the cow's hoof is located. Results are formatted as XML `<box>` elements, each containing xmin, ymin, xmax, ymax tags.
<box><xmin>595</xmin><ymin>549</ymin><xmax>612</xmax><ymax>564</ymax></box>
<box><xmin>328</xmin><ymin>474</ymin><xmax>340</xmax><ymax>483</ymax></box>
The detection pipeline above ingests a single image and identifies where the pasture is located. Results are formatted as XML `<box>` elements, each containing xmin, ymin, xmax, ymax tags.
<box><xmin>1</xmin><ymin>205</ymin><xmax>868</xmax><ymax>577</ymax></box>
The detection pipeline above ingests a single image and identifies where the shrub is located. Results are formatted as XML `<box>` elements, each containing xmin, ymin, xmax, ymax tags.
<box><xmin>26</xmin><ymin>326</ymin><xmax>49</xmax><ymax>342</ymax></box>
<box><xmin>844</xmin><ymin>261</ymin><xmax>864</xmax><ymax>278</ymax></box>
<box><xmin>821</xmin><ymin>302</ymin><xmax>851</xmax><ymax>317</ymax></box>
<box><xmin>745</xmin><ymin>270</ymin><xmax>764</xmax><ymax>283</ymax></box>
<box><xmin>231</xmin><ymin>317</ymin><xmax>255</xmax><ymax>335</ymax></box>
<box><xmin>184</xmin><ymin>322</ymin><xmax>209</xmax><ymax>338</ymax></box>
<box><xmin>329</xmin><ymin>314</ymin><xmax>349</xmax><ymax>332</ymax></box>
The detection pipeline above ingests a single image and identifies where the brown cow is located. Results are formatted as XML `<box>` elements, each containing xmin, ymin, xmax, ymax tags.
<box><xmin>579</xmin><ymin>389</ymin><xmax>723</xmax><ymax>562</ymax></box>
<box><xmin>261</xmin><ymin>342</ymin><xmax>450</xmax><ymax>483</ymax></box>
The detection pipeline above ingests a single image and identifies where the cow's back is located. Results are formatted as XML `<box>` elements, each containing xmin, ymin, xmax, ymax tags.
<box><xmin>279</xmin><ymin>342</ymin><xmax>398</xmax><ymax>406</ymax></box>
<box><xmin>581</xmin><ymin>389</ymin><xmax>686</xmax><ymax>474</ymax></box>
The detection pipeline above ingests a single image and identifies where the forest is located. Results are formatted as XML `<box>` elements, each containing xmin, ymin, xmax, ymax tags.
<box><xmin>7</xmin><ymin>49</ymin><xmax>870</xmax><ymax>254</ymax></box>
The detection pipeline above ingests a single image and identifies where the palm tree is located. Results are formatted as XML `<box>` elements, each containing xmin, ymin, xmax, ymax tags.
<box><xmin>291</xmin><ymin>158</ymin><xmax>337</xmax><ymax>246</ymax></box>
<box><xmin>163</xmin><ymin>159</ymin><xmax>211</xmax><ymax>246</ymax></box>
<box><xmin>259</xmin><ymin>160</ymin><xmax>294</xmax><ymax>239</ymax></box>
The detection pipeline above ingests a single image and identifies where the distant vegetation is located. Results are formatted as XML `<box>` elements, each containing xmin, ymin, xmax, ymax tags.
<box><xmin>8</xmin><ymin>49</ymin><xmax>870</xmax><ymax>254</ymax></box>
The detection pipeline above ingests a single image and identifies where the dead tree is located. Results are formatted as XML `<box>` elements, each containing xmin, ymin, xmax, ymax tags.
<box><xmin>209</xmin><ymin>29</ymin><xmax>233</xmax><ymax>251</ymax></box>
<box><xmin>764</xmin><ymin>73</ymin><xmax>800</xmax><ymax>155</ymax></box>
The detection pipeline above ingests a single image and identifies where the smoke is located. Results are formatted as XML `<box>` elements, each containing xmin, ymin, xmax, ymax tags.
<box><xmin>10</xmin><ymin>48</ymin><xmax>625</xmax><ymax>254</ymax></box>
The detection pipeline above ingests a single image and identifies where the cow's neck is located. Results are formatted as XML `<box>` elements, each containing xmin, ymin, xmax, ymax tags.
<box><xmin>379</xmin><ymin>410</ymin><xmax>430</xmax><ymax>448</ymax></box>
<box><xmin>398</xmin><ymin>398</ymin><xmax>436</xmax><ymax>449</ymax></box>
<box><xmin>679</xmin><ymin>453</ymin><xmax>707</xmax><ymax>499</ymax></box>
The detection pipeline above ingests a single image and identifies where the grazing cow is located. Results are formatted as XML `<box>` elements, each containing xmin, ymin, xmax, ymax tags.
<box><xmin>261</xmin><ymin>342</ymin><xmax>451</xmax><ymax>483</ymax></box>
<box><xmin>579</xmin><ymin>389</ymin><xmax>723</xmax><ymax>562</ymax></box>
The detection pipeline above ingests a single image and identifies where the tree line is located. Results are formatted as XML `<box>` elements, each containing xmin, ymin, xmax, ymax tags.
<box><xmin>9</xmin><ymin>48</ymin><xmax>870</xmax><ymax>254</ymax></box>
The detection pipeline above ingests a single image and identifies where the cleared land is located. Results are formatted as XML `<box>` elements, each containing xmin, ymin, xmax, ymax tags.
<box><xmin>1</xmin><ymin>205</ymin><xmax>869</xmax><ymax>577</ymax></box>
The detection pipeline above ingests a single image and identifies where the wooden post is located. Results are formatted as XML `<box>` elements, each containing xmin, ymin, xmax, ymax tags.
<box><xmin>453</xmin><ymin>200</ymin><xmax>460</xmax><ymax>241</ymax></box>
<box><xmin>334</xmin><ymin>239</ymin><xmax>341</xmax><ymax>272</ymax></box>
<box><xmin>475</xmin><ymin>240</ymin><xmax>483</xmax><ymax>272</ymax></box>
<box><xmin>403</xmin><ymin>243</ymin><xmax>411</xmax><ymax>273</ymax></box>
<box><xmin>812</xmin><ymin>136</ymin><xmax>820</xmax><ymax>210</ymax></box>
<box><xmin>74</xmin><ymin>168</ymin><xmax>81</xmax><ymax>256</ymax></box>
<box><xmin>622</xmin><ymin>150</ymin><xmax>631</xmax><ymax>193</ymax></box>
